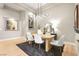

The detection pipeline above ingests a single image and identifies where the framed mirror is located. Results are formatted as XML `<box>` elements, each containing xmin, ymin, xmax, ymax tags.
<box><xmin>74</xmin><ymin>5</ymin><xmax>79</xmax><ymax>33</ymax></box>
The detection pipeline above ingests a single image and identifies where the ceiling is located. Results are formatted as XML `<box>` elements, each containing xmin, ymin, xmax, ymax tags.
<box><xmin>0</xmin><ymin>3</ymin><xmax>56</xmax><ymax>13</ymax></box>
<box><xmin>0</xmin><ymin>3</ymin><xmax>73</xmax><ymax>13</ymax></box>
<box><xmin>0</xmin><ymin>3</ymin><xmax>75</xmax><ymax>22</ymax></box>
<box><xmin>23</xmin><ymin>3</ymin><xmax>47</xmax><ymax>10</ymax></box>
<box><xmin>0</xmin><ymin>3</ymin><xmax>43</xmax><ymax>11</ymax></box>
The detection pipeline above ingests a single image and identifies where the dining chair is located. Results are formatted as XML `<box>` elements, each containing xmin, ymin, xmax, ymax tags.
<box><xmin>34</xmin><ymin>34</ymin><xmax>44</xmax><ymax>49</ymax></box>
<box><xmin>26</xmin><ymin>32</ymin><xmax>34</xmax><ymax>44</ymax></box>
<box><xmin>50</xmin><ymin>35</ymin><xmax>65</xmax><ymax>56</ymax></box>
<box><xmin>37</xmin><ymin>29</ymin><xmax>43</xmax><ymax>36</ymax></box>
<box><xmin>50</xmin><ymin>35</ymin><xmax>64</xmax><ymax>46</ymax></box>
<box><xmin>55</xmin><ymin>29</ymin><xmax>62</xmax><ymax>40</ymax></box>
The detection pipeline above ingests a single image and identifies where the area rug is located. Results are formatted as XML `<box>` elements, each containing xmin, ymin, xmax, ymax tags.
<box><xmin>16</xmin><ymin>42</ymin><xmax>54</xmax><ymax>56</ymax></box>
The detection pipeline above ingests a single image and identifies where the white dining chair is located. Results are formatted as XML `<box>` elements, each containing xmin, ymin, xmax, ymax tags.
<box><xmin>50</xmin><ymin>35</ymin><xmax>64</xmax><ymax>46</ymax></box>
<box><xmin>50</xmin><ymin>35</ymin><xmax>65</xmax><ymax>55</ymax></box>
<box><xmin>37</xmin><ymin>29</ymin><xmax>43</xmax><ymax>36</ymax></box>
<box><xmin>34</xmin><ymin>34</ymin><xmax>44</xmax><ymax>49</ymax></box>
<box><xmin>55</xmin><ymin>29</ymin><xmax>62</xmax><ymax>40</ymax></box>
<box><xmin>26</xmin><ymin>32</ymin><xmax>34</xmax><ymax>44</ymax></box>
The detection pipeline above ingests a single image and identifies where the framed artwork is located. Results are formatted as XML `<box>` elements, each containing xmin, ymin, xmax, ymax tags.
<box><xmin>28</xmin><ymin>16</ymin><xmax>34</xmax><ymax>28</ymax></box>
<box><xmin>6</xmin><ymin>18</ymin><xmax>17</xmax><ymax>31</ymax></box>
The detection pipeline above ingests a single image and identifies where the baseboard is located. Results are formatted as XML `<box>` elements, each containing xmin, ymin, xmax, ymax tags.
<box><xmin>0</xmin><ymin>36</ymin><xmax>26</xmax><ymax>41</ymax></box>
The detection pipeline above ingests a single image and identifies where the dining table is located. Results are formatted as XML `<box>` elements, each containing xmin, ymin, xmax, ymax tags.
<box><xmin>32</xmin><ymin>33</ymin><xmax>55</xmax><ymax>52</ymax></box>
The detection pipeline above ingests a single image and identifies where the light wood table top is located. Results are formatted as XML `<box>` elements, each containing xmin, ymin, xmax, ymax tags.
<box><xmin>32</xmin><ymin>33</ymin><xmax>55</xmax><ymax>52</ymax></box>
<box><xmin>32</xmin><ymin>33</ymin><xmax>55</xmax><ymax>39</ymax></box>
<box><xmin>42</xmin><ymin>34</ymin><xmax>55</xmax><ymax>39</ymax></box>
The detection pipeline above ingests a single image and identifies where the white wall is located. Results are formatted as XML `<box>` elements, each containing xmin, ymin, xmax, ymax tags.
<box><xmin>0</xmin><ymin>8</ymin><xmax>20</xmax><ymax>20</ymax></box>
<box><xmin>38</xmin><ymin>4</ymin><xmax>75</xmax><ymax>42</ymax></box>
<box><xmin>0</xmin><ymin>31</ymin><xmax>21</xmax><ymax>39</ymax></box>
<box><xmin>18</xmin><ymin>4</ymin><xmax>76</xmax><ymax>43</ymax></box>
<box><xmin>0</xmin><ymin>8</ymin><xmax>21</xmax><ymax>39</ymax></box>
<box><xmin>75</xmin><ymin>33</ymin><xmax>79</xmax><ymax>40</ymax></box>
<box><xmin>19</xmin><ymin>11</ymin><xmax>28</xmax><ymax>36</ymax></box>
<box><xmin>0</xmin><ymin>4</ymin><xmax>76</xmax><ymax>42</ymax></box>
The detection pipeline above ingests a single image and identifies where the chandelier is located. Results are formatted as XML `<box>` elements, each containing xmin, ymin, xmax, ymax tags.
<box><xmin>35</xmin><ymin>3</ymin><xmax>48</xmax><ymax>19</ymax></box>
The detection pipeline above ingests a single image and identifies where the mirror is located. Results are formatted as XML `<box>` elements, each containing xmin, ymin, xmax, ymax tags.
<box><xmin>74</xmin><ymin>5</ymin><xmax>79</xmax><ymax>33</ymax></box>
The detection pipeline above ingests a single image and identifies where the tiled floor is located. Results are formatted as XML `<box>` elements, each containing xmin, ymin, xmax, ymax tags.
<box><xmin>0</xmin><ymin>37</ymin><xmax>78</xmax><ymax>56</ymax></box>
